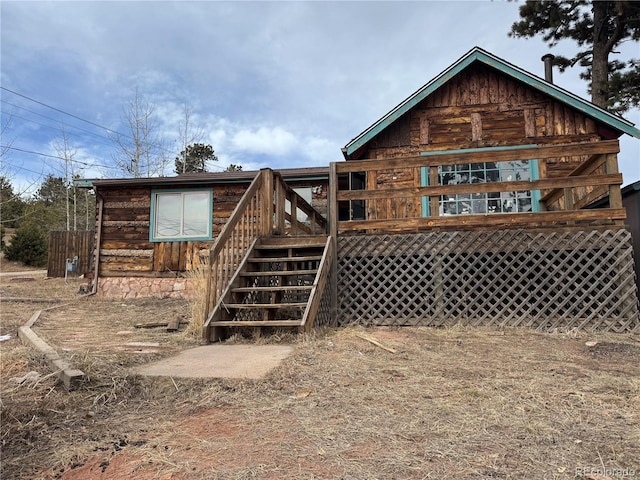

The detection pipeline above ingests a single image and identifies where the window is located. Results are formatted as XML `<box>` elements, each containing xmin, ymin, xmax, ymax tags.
<box><xmin>287</xmin><ymin>187</ymin><xmax>313</xmax><ymax>222</ymax></box>
<box><xmin>150</xmin><ymin>190</ymin><xmax>212</xmax><ymax>242</ymax></box>
<box><xmin>338</xmin><ymin>172</ymin><xmax>366</xmax><ymax>221</ymax></box>
<box><xmin>422</xmin><ymin>160</ymin><xmax>540</xmax><ymax>216</ymax></box>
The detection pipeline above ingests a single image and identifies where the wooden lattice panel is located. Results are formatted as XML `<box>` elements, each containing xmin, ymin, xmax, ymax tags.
<box><xmin>337</xmin><ymin>229</ymin><xmax>639</xmax><ymax>332</ymax></box>
<box><xmin>314</xmin><ymin>258</ymin><xmax>337</xmax><ymax>328</ymax></box>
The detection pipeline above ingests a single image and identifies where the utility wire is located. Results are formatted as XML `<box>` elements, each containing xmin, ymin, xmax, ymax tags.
<box><xmin>1</xmin><ymin>86</ymin><xmax>127</xmax><ymax>138</ymax></box>
<box><xmin>1</xmin><ymin>100</ymin><xmax>116</xmax><ymax>144</ymax></box>
<box><xmin>1</xmin><ymin>86</ymin><xmax>186</xmax><ymax>158</ymax></box>
<box><xmin>1</xmin><ymin>87</ymin><xmax>229</xmax><ymax>173</ymax></box>
<box><xmin>1</xmin><ymin>145</ymin><xmax>113</xmax><ymax>169</ymax></box>
<box><xmin>3</xmin><ymin>163</ymin><xmax>51</xmax><ymax>177</ymax></box>
<box><xmin>2</xmin><ymin>112</ymin><xmax>114</xmax><ymax>148</ymax></box>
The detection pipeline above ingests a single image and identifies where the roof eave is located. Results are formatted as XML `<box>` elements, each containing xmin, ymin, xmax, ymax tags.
<box><xmin>343</xmin><ymin>47</ymin><xmax>640</xmax><ymax>159</ymax></box>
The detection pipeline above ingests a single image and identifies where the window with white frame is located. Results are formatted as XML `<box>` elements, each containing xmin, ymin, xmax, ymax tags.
<box><xmin>439</xmin><ymin>160</ymin><xmax>536</xmax><ymax>215</ymax></box>
<box><xmin>422</xmin><ymin>160</ymin><xmax>539</xmax><ymax>216</ymax></box>
<box><xmin>150</xmin><ymin>190</ymin><xmax>212</xmax><ymax>241</ymax></box>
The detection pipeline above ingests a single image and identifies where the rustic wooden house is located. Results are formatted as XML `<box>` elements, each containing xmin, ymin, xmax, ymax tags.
<box><xmin>89</xmin><ymin>47</ymin><xmax>640</xmax><ymax>337</ymax></box>
<box><xmin>88</xmin><ymin>168</ymin><xmax>328</xmax><ymax>298</ymax></box>
<box><xmin>329</xmin><ymin>47</ymin><xmax>640</xmax><ymax>334</ymax></box>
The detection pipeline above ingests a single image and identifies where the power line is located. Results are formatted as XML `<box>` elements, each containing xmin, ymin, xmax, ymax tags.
<box><xmin>1</xmin><ymin>100</ymin><xmax>115</xmax><ymax>145</ymax></box>
<box><xmin>3</xmin><ymin>163</ymin><xmax>51</xmax><ymax>177</ymax></box>
<box><xmin>1</xmin><ymin>86</ymin><xmax>127</xmax><ymax>138</ymax></box>
<box><xmin>1</xmin><ymin>112</ymin><xmax>114</xmax><ymax>148</ymax></box>
<box><xmin>1</xmin><ymin>145</ymin><xmax>113</xmax><ymax>169</ymax></box>
<box><xmin>0</xmin><ymin>86</ymin><xmax>188</xmax><ymax>159</ymax></box>
<box><xmin>1</xmin><ymin>87</ymin><xmax>229</xmax><ymax>173</ymax></box>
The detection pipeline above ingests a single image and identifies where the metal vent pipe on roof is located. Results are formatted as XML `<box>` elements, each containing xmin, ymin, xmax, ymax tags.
<box><xmin>541</xmin><ymin>54</ymin><xmax>555</xmax><ymax>83</ymax></box>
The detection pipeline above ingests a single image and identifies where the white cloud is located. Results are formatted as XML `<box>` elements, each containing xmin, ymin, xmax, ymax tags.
<box><xmin>231</xmin><ymin>126</ymin><xmax>298</xmax><ymax>156</ymax></box>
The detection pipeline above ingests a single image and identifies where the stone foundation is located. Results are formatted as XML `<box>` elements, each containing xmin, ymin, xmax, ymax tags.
<box><xmin>98</xmin><ymin>276</ymin><xmax>192</xmax><ymax>299</ymax></box>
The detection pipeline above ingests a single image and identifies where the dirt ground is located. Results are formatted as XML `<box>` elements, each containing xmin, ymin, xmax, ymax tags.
<box><xmin>1</xmin><ymin>272</ymin><xmax>639</xmax><ymax>480</ymax></box>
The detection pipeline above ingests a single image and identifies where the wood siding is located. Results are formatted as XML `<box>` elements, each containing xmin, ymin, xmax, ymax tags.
<box><xmin>97</xmin><ymin>179</ymin><xmax>328</xmax><ymax>277</ymax></box>
<box><xmin>47</xmin><ymin>230</ymin><xmax>94</xmax><ymax>278</ymax></box>
<box><xmin>356</xmin><ymin>64</ymin><xmax>615</xmax><ymax>220</ymax></box>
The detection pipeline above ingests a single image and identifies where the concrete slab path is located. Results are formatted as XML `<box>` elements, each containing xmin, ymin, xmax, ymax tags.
<box><xmin>134</xmin><ymin>344</ymin><xmax>294</xmax><ymax>379</ymax></box>
<box><xmin>0</xmin><ymin>270</ymin><xmax>47</xmax><ymax>278</ymax></box>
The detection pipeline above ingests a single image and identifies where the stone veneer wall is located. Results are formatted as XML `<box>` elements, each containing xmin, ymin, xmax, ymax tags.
<box><xmin>98</xmin><ymin>277</ymin><xmax>192</xmax><ymax>299</ymax></box>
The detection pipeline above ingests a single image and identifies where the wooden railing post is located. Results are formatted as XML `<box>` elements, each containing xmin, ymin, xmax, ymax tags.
<box><xmin>262</xmin><ymin>168</ymin><xmax>274</xmax><ymax>236</ymax></box>
<box><xmin>329</xmin><ymin>162</ymin><xmax>339</xmax><ymax>320</ymax></box>
<box><xmin>429</xmin><ymin>166</ymin><xmax>439</xmax><ymax>217</ymax></box>
<box><xmin>274</xmin><ymin>175</ymin><xmax>285</xmax><ymax>235</ymax></box>
<box><xmin>605</xmin><ymin>153</ymin><xmax>624</xmax><ymax>225</ymax></box>
<box><xmin>290</xmin><ymin>194</ymin><xmax>298</xmax><ymax>234</ymax></box>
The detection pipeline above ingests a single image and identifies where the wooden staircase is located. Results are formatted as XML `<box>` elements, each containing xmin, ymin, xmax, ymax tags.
<box><xmin>205</xmin><ymin>235</ymin><xmax>331</xmax><ymax>342</ymax></box>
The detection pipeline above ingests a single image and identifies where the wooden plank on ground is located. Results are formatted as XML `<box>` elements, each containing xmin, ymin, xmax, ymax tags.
<box><xmin>17</xmin><ymin>313</ymin><xmax>84</xmax><ymax>390</ymax></box>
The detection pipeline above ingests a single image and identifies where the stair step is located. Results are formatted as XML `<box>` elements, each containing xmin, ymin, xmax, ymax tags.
<box><xmin>208</xmin><ymin>320</ymin><xmax>303</xmax><ymax>327</ymax></box>
<box><xmin>260</xmin><ymin>236</ymin><xmax>327</xmax><ymax>247</ymax></box>
<box><xmin>223</xmin><ymin>302</ymin><xmax>308</xmax><ymax>309</ymax></box>
<box><xmin>256</xmin><ymin>243</ymin><xmax>326</xmax><ymax>250</ymax></box>
<box><xmin>248</xmin><ymin>255</ymin><xmax>322</xmax><ymax>263</ymax></box>
<box><xmin>232</xmin><ymin>285</ymin><xmax>314</xmax><ymax>293</ymax></box>
<box><xmin>240</xmin><ymin>270</ymin><xmax>318</xmax><ymax>277</ymax></box>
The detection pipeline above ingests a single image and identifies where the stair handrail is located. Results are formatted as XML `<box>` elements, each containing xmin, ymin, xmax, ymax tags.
<box><xmin>204</xmin><ymin>169</ymin><xmax>268</xmax><ymax>323</ymax></box>
<box><xmin>203</xmin><ymin>168</ymin><xmax>330</xmax><ymax>338</ymax></box>
<box><xmin>300</xmin><ymin>235</ymin><xmax>334</xmax><ymax>331</ymax></box>
<box><xmin>273</xmin><ymin>172</ymin><xmax>328</xmax><ymax>236</ymax></box>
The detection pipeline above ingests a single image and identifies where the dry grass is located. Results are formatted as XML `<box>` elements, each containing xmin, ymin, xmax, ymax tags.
<box><xmin>1</xmin><ymin>276</ymin><xmax>639</xmax><ymax>480</ymax></box>
<box><xmin>183</xmin><ymin>262</ymin><xmax>210</xmax><ymax>338</ymax></box>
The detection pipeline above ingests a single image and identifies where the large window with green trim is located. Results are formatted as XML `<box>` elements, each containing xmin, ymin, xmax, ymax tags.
<box><xmin>150</xmin><ymin>189</ymin><xmax>213</xmax><ymax>242</ymax></box>
<box><xmin>421</xmin><ymin>160</ymin><xmax>540</xmax><ymax>216</ymax></box>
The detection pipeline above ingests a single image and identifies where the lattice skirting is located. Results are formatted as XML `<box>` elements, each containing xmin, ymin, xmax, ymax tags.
<box><xmin>336</xmin><ymin>229</ymin><xmax>639</xmax><ymax>332</ymax></box>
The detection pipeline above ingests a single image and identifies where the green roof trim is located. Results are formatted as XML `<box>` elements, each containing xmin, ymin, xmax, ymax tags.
<box><xmin>420</xmin><ymin>144</ymin><xmax>538</xmax><ymax>156</ymax></box>
<box><xmin>343</xmin><ymin>46</ymin><xmax>640</xmax><ymax>159</ymax></box>
<box><xmin>73</xmin><ymin>178</ymin><xmax>97</xmax><ymax>188</ymax></box>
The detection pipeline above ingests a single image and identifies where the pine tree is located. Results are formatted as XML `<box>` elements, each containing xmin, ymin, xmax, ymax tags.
<box><xmin>175</xmin><ymin>143</ymin><xmax>218</xmax><ymax>174</ymax></box>
<box><xmin>510</xmin><ymin>0</ymin><xmax>640</xmax><ymax>114</ymax></box>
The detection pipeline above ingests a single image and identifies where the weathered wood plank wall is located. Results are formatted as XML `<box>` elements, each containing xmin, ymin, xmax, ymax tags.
<box><xmin>97</xmin><ymin>179</ymin><xmax>329</xmax><ymax>278</ymax></box>
<box><xmin>355</xmin><ymin>64</ymin><xmax>615</xmax><ymax>220</ymax></box>
<box><xmin>47</xmin><ymin>230</ymin><xmax>94</xmax><ymax>278</ymax></box>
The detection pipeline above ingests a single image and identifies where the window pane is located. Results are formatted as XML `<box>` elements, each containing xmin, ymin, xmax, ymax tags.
<box><xmin>183</xmin><ymin>192</ymin><xmax>210</xmax><ymax>236</ymax></box>
<box><xmin>155</xmin><ymin>194</ymin><xmax>181</xmax><ymax>237</ymax></box>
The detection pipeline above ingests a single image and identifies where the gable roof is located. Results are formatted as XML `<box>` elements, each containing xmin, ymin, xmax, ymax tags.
<box><xmin>343</xmin><ymin>46</ymin><xmax>640</xmax><ymax>159</ymax></box>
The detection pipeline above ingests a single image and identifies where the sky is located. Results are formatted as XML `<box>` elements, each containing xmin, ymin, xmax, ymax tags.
<box><xmin>1</xmin><ymin>0</ymin><xmax>639</xmax><ymax>196</ymax></box>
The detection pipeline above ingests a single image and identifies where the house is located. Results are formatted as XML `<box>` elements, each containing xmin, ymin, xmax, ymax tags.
<box><xmin>87</xmin><ymin>47</ymin><xmax>640</xmax><ymax>337</ymax></box>
<box><xmin>88</xmin><ymin>167</ymin><xmax>329</xmax><ymax>298</ymax></box>
<box><xmin>329</xmin><ymin>46</ymin><xmax>639</xmax><ymax>333</ymax></box>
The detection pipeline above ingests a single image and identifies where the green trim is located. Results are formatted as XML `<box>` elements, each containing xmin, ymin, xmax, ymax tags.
<box><xmin>283</xmin><ymin>176</ymin><xmax>329</xmax><ymax>182</ymax></box>
<box><xmin>73</xmin><ymin>179</ymin><xmax>96</xmax><ymax>188</ymax></box>
<box><xmin>530</xmin><ymin>160</ymin><xmax>541</xmax><ymax>213</ymax></box>
<box><xmin>419</xmin><ymin>157</ymin><xmax>541</xmax><ymax>216</ymax></box>
<box><xmin>149</xmin><ymin>188</ymin><xmax>213</xmax><ymax>243</ymax></box>
<box><xmin>344</xmin><ymin>47</ymin><xmax>640</xmax><ymax>158</ymax></box>
<box><xmin>421</xmin><ymin>166</ymin><xmax>429</xmax><ymax>217</ymax></box>
<box><xmin>420</xmin><ymin>144</ymin><xmax>538</xmax><ymax>156</ymax></box>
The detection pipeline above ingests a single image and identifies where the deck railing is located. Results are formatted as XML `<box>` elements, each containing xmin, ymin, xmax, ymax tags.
<box><xmin>330</xmin><ymin>139</ymin><xmax>625</xmax><ymax>235</ymax></box>
<box><xmin>300</xmin><ymin>236</ymin><xmax>334</xmax><ymax>331</ymax></box>
<box><xmin>203</xmin><ymin>168</ymin><xmax>327</xmax><ymax>327</ymax></box>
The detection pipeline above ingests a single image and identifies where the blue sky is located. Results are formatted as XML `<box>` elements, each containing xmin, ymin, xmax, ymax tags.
<box><xmin>1</xmin><ymin>0</ymin><xmax>639</xmax><ymax>195</ymax></box>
